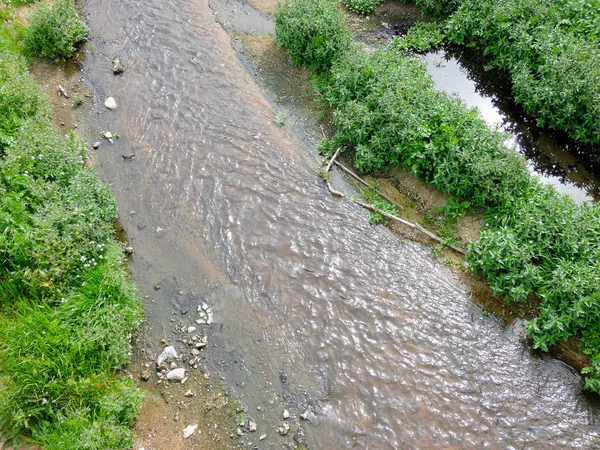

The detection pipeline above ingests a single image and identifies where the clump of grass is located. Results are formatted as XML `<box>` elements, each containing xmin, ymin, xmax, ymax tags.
<box><xmin>24</xmin><ymin>0</ymin><xmax>87</xmax><ymax>60</ymax></box>
<box><xmin>72</xmin><ymin>92</ymin><xmax>84</xmax><ymax>107</ymax></box>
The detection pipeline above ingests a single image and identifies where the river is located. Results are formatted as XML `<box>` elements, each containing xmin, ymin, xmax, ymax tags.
<box><xmin>80</xmin><ymin>0</ymin><xmax>600</xmax><ymax>447</ymax></box>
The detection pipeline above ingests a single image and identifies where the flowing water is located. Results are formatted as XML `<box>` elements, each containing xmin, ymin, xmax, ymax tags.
<box><xmin>81</xmin><ymin>0</ymin><xmax>600</xmax><ymax>447</ymax></box>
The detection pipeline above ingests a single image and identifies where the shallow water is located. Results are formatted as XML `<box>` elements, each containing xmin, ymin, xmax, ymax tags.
<box><xmin>81</xmin><ymin>0</ymin><xmax>600</xmax><ymax>447</ymax></box>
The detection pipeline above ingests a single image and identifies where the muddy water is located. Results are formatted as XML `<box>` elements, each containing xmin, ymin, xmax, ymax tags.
<box><xmin>80</xmin><ymin>0</ymin><xmax>600</xmax><ymax>447</ymax></box>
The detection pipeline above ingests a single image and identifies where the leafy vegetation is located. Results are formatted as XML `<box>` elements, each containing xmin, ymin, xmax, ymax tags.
<box><xmin>342</xmin><ymin>0</ymin><xmax>384</xmax><ymax>15</ymax></box>
<box><xmin>277</xmin><ymin>6</ymin><xmax>600</xmax><ymax>392</ymax></box>
<box><xmin>0</xmin><ymin>14</ymin><xmax>143</xmax><ymax>448</ymax></box>
<box><xmin>274</xmin><ymin>0</ymin><xmax>351</xmax><ymax>73</ymax></box>
<box><xmin>24</xmin><ymin>0</ymin><xmax>87</xmax><ymax>60</ymax></box>
<box><xmin>404</xmin><ymin>0</ymin><xmax>600</xmax><ymax>146</ymax></box>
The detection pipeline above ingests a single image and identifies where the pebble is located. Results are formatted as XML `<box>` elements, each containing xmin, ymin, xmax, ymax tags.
<box><xmin>103</xmin><ymin>131</ymin><xmax>113</xmax><ymax>139</ymax></box>
<box><xmin>195</xmin><ymin>342</ymin><xmax>207</xmax><ymax>349</ymax></box>
<box><xmin>182</xmin><ymin>423</ymin><xmax>198</xmax><ymax>439</ymax></box>
<box><xmin>236</xmin><ymin>428</ymin><xmax>243</xmax><ymax>436</ymax></box>
<box><xmin>187</xmin><ymin>326</ymin><xmax>196</xmax><ymax>333</ymax></box>
<box><xmin>248</xmin><ymin>421</ymin><xmax>257</xmax><ymax>432</ymax></box>
<box><xmin>191</xmin><ymin>349</ymin><xmax>200</xmax><ymax>356</ymax></box>
<box><xmin>104</xmin><ymin>97</ymin><xmax>117</xmax><ymax>109</ymax></box>
<box><xmin>154</xmin><ymin>284</ymin><xmax>161</xmax><ymax>290</ymax></box>
<box><xmin>170</xmin><ymin>362</ymin><xmax>177</xmax><ymax>369</ymax></box>
<box><xmin>140</xmin><ymin>370</ymin><xmax>150</xmax><ymax>381</ymax></box>
<box><xmin>278</xmin><ymin>423</ymin><xmax>290</xmax><ymax>436</ymax></box>
<box><xmin>92</xmin><ymin>141</ymin><xmax>100</xmax><ymax>149</ymax></box>
<box><xmin>184</xmin><ymin>389</ymin><xmax>194</xmax><ymax>397</ymax></box>
<box><xmin>300</xmin><ymin>411</ymin><xmax>309</xmax><ymax>420</ymax></box>
<box><xmin>283</xmin><ymin>410</ymin><xmax>290</xmax><ymax>420</ymax></box>
<box><xmin>259</xmin><ymin>434</ymin><xmax>267</xmax><ymax>441</ymax></box>
<box><xmin>112</xmin><ymin>56</ymin><xmax>124</xmax><ymax>74</ymax></box>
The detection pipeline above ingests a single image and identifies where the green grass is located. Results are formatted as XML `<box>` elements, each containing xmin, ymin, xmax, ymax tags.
<box><xmin>0</xmin><ymin>11</ymin><xmax>143</xmax><ymax>448</ymax></box>
<box><xmin>277</xmin><ymin>5</ymin><xmax>600</xmax><ymax>393</ymax></box>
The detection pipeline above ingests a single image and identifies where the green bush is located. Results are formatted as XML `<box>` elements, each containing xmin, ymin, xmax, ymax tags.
<box><xmin>274</xmin><ymin>0</ymin><xmax>351</xmax><ymax>73</ymax></box>
<box><xmin>24</xmin><ymin>0</ymin><xmax>87</xmax><ymax>60</ymax></box>
<box><xmin>343</xmin><ymin>0</ymin><xmax>384</xmax><ymax>15</ymax></box>
<box><xmin>445</xmin><ymin>0</ymin><xmax>600</xmax><ymax>145</ymax></box>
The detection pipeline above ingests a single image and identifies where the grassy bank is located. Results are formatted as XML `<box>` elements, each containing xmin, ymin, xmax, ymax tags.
<box><xmin>275</xmin><ymin>0</ymin><xmax>600</xmax><ymax>393</ymax></box>
<box><xmin>0</xmin><ymin>1</ymin><xmax>144</xmax><ymax>448</ymax></box>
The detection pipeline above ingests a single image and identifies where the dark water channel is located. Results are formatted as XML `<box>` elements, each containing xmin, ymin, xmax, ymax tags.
<box><xmin>80</xmin><ymin>0</ymin><xmax>600</xmax><ymax>447</ymax></box>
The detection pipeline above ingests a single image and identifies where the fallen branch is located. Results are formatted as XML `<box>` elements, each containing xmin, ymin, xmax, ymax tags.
<box><xmin>326</xmin><ymin>181</ymin><xmax>345</xmax><ymax>197</ymax></box>
<box><xmin>325</xmin><ymin>148</ymin><xmax>341</xmax><ymax>173</ymax></box>
<box><xmin>353</xmin><ymin>199</ymin><xmax>467</xmax><ymax>255</ymax></box>
<box><xmin>333</xmin><ymin>160</ymin><xmax>404</xmax><ymax>210</ymax></box>
<box><xmin>323</xmin><ymin>150</ymin><xmax>465</xmax><ymax>255</ymax></box>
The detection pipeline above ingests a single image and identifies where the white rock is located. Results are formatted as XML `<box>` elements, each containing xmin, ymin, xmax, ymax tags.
<box><xmin>259</xmin><ymin>433</ymin><xmax>267</xmax><ymax>441</ymax></box>
<box><xmin>283</xmin><ymin>409</ymin><xmax>290</xmax><ymax>419</ymax></box>
<box><xmin>202</xmin><ymin>303</ymin><xmax>210</xmax><ymax>311</ymax></box>
<box><xmin>196</xmin><ymin>319</ymin><xmax>205</xmax><ymax>324</ymax></box>
<box><xmin>236</xmin><ymin>427</ymin><xmax>243</xmax><ymax>436</ymax></box>
<box><xmin>157</xmin><ymin>346</ymin><xmax>178</xmax><ymax>366</ymax></box>
<box><xmin>170</xmin><ymin>362</ymin><xmax>177</xmax><ymax>369</ymax></box>
<box><xmin>103</xmin><ymin>131</ymin><xmax>113</xmax><ymax>139</ymax></box>
<box><xmin>248</xmin><ymin>421</ymin><xmax>257</xmax><ymax>432</ymax></box>
<box><xmin>182</xmin><ymin>423</ymin><xmax>198</xmax><ymax>439</ymax></box>
<box><xmin>104</xmin><ymin>97</ymin><xmax>117</xmax><ymax>109</ymax></box>
<box><xmin>207</xmin><ymin>312</ymin><xmax>214</xmax><ymax>324</ymax></box>
<box><xmin>191</xmin><ymin>349</ymin><xmax>200</xmax><ymax>356</ymax></box>
<box><xmin>195</xmin><ymin>341</ymin><xmax>207</xmax><ymax>349</ymax></box>
<box><xmin>167</xmin><ymin>368</ymin><xmax>186</xmax><ymax>382</ymax></box>
<box><xmin>300</xmin><ymin>410</ymin><xmax>309</xmax><ymax>420</ymax></box>
<box><xmin>184</xmin><ymin>389</ymin><xmax>194</xmax><ymax>397</ymax></box>
<box><xmin>187</xmin><ymin>326</ymin><xmax>196</xmax><ymax>333</ymax></box>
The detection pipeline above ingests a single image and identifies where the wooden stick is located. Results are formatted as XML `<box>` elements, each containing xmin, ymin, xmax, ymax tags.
<box><xmin>325</xmin><ymin>148</ymin><xmax>341</xmax><ymax>173</ymax></box>
<box><xmin>353</xmin><ymin>199</ymin><xmax>467</xmax><ymax>255</ymax></box>
<box><xmin>334</xmin><ymin>160</ymin><xmax>404</xmax><ymax>210</ymax></box>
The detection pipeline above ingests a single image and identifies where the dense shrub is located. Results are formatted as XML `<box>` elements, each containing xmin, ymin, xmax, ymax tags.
<box><xmin>444</xmin><ymin>0</ymin><xmax>600</xmax><ymax>145</ymax></box>
<box><xmin>343</xmin><ymin>0</ymin><xmax>384</xmax><ymax>15</ymax></box>
<box><xmin>0</xmin><ymin>35</ymin><xmax>142</xmax><ymax>448</ymax></box>
<box><xmin>274</xmin><ymin>0</ymin><xmax>351</xmax><ymax>73</ymax></box>
<box><xmin>318</xmin><ymin>43</ymin><xmax>532</xmax><ymax>210</ymax></box>
<box><xmin>24</xmin><ymin>0</ymin><xmax>87</xmax><ymax>60</ymax></box>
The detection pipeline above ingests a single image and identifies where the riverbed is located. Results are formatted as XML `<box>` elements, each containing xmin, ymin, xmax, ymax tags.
<box><xmin>79</xmin><ymin>0</ymin><xmax>600</xmax><ymax>447</ymax></box>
